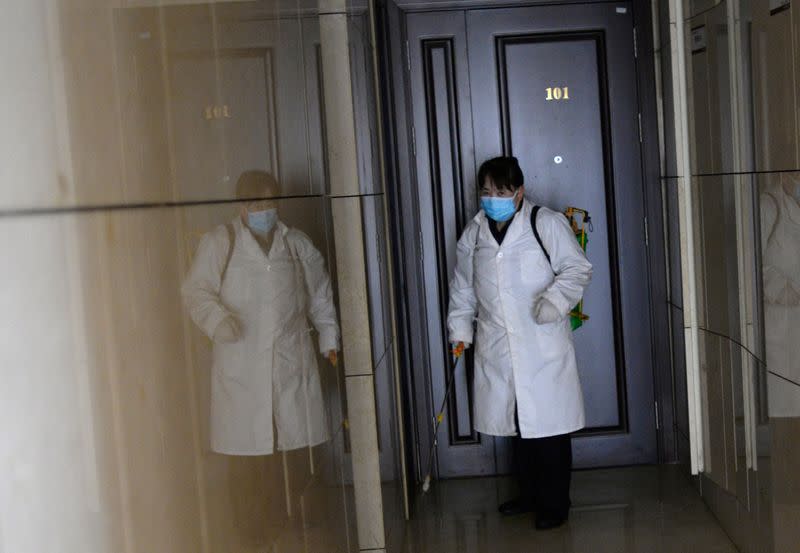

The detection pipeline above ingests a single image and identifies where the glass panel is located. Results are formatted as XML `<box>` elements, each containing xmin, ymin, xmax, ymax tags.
<box><xmin>758</xmin><ymin>169</ymin><xmax>800</xmax><ymax>548</ymax></box>
<box><xmin>695</xmin><ymin>175</ymin><xmax>743</xmax><ymax>341</ymax></box>
<box><xmin>0</xmin><ymin>2</ymin><xmax>364</xmax><ymax>552</ymax></box>
<box><xmin>686</xmin><ymin>3</ymin><xmax>734</xmax><ymax>176</ymax></box>
<box><xmin>758</xmin><ymin>171</ymin><xmax>800</xmax><ymax>394</ymax></box>
<box><xmin>749</xmin><ymin>0</ymin><xmax>798</xmax><ymax>172</ymax></box>
<box><xmin>5</xmin><ymin>2</ymin><xmax>330</xmax><ymax>211</ymax></box>
<box><xmin>698</xmin><ymin>330</ymin><xmax>729</xmax><ymax>489</ymax></box>
<box><xmin>730</xmin><ymin>340</ymin><xmax>749</xmax><ymax>502</ymax></box>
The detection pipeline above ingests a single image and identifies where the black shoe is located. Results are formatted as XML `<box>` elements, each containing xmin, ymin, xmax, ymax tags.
<box><xmin>498</xmin><ymin>497</ymin><xmax>535</xmax><ymax>516</ymax></box>
<box><xmin>534</xmin><ymin>511</ymin><xmax>568</xmax><ymax>530</ymax></box>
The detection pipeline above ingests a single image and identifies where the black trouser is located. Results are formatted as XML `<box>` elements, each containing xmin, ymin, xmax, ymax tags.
<box><xmin>513</xmin><ymin>411</ymin><xmax>573</xmax><ymax>517</ymax></box>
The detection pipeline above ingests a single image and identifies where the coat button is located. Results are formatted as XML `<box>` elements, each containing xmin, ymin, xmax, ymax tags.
<box><xmin>508</xmin><ymin>326</ymin><xmax>514</xmax><ymax>333</ymax></box>
<box><xmin>497</xmin><ymin>252</ymin><xmax>504</xmax><ymax>258</ymax></box>
<box><xmin>267</xmin><ymin>265</ymin><xmax>272</xmax><ymax>271</ymax></box>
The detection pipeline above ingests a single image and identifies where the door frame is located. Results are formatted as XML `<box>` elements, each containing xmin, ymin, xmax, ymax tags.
<box><xmin>375</xmin><ymin>0</ymin><xmax>673</xmax><ymax>496</ymax></box>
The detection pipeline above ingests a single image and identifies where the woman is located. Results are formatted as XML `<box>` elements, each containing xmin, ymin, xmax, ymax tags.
<box><xmin>447</xmin><ymin>156</ymin><xmax>592</xmax><ymax>529</ymax></box>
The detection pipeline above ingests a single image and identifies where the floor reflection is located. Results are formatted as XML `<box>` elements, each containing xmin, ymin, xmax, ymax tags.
<box><xmin>400</xmin><ymin>466</ymin><xmax>737</xmax><ymax>553</ymax></box>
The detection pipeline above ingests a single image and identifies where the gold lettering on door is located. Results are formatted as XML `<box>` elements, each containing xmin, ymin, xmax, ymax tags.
<box><xmin>203</xmin><ymin>104</ymin><xmax>233</xmax><ymax>119</ymax></box>
<box><xmin>545</xmin><ymin>87</ymin><xmax>570</xmax><ymax>101</ymax></box>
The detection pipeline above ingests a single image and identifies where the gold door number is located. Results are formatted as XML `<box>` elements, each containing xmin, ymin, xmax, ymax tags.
<box><xmin>545</xmin><ymin>87</ymin><xmax>570</xmax><ymax>101</ymax></box>
<box><xmin>204</xmin><ymin>105</ymin><xmax>231</xmax><ymax>120</ymax></box>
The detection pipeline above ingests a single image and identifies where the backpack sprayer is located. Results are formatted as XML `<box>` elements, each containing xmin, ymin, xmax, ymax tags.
<box><xmin>565</xmin><ymin>207</ymin><xmax>592</xmax><ymax>331</ymax></box>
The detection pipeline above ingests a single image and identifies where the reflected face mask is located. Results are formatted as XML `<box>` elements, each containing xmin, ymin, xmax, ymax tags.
<box><xmin>480</xmin><ymin>191</ymin><xmax>519</xmax><ymax>222</ymax></box>
<box><xmin>247</xmin><ymin>208</ymin><xmax>278</xmax><ymax>235</ymax></box>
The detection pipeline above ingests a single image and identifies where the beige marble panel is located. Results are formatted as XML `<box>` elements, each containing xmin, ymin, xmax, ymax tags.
<box><xmin>3</xmin><ymin>2</ymin><xmax>361</xmax><ymax>553</ymax></box>
<box><xmin>770</xmin><ymin>417</ymin><xmax>800</xmax><ymax>553</ymax></box>
<box><xmin>1</xmin><ymin>199</ymin><xmax>355</xmax><ymax>553</ymax></box>
<box><xmin>718</xmin><ymin>340</ymin><xmax>739</xmax><ymax>496</ymax></box>
<box><xmin>299</xmin><ymin>474</ymin><xmax>357</xmax><ymax>553</ymax></box>
<box><xmin>319</xmin><ymin>0</ymin><xmax>349</xmax><ymax>14</ymax></box>
<box><xmin>706</xmin><ymin>3</ymin><xmax>735</xmax><ymax>174</ymax></box>
<box><xmin>729</xmin><ymin>342</ymin><xmax>750</xmax><ymax>503</ymax></box>
<box><xmin>0</xmin><ymin>215</ymin><xmax>119</xmax><ymax>552</ymax></box>
<box><xmin>59</xmin><ymin>4</ymin><xmax>169</xmax><ymax>206</ymax></box>
<box><xmin>750</xmin><ymin>0</ymin><xmax>799</xmax><ymax>172</ymax></box>
<box><xmin>331</xmin><ymin>196</ymin><xmax>374</xmax><ymax>376</ymax></box>
<box><xmin>345</xmin><ymin>375</ymin><xmax>385</xmax><ymax>550</ymax></box>
<box><xmin>686</xmin><ymin>14</ymin><xmax>714</xmax><ymax>175</ymax></box>
<box><xmin>3</xmin><ymin>208</ymin><xmax>210</xmax><ymax>552</ymax></box>
<box><xmin>701</xmin><ymin>470</ymin><xmax>771</xmax><ymax>553</ymax></box>
<box><xmin>684</xmin><ymin>0</ymin><xmax>722</xmax><ymax>21</ymax></box>
<box><xmin>77</xmin><ymin>209</ymin><xmax>204</xmax><ymax>553</ymax></box>
<box><xmin>0</xmin><ymin>3</ymin><xmax>75</xmax><ymax>210</ymax></box>
<box><xmin>319</xmin><ymin>12</ymin><xmax>360</xmax><ymax>197</ymax></box>
<box><xmin>700</xmin><ymin>177</ymin><xmax>743</xmax><ymax>336</ymax></box>
<box><xmin>13</xmin><ymin>3</ymin><xmax>333</xmax><ymax>210</ymax></box>
<box><xmin>699</xmin><ymin>331</ymin><xmax>730</xmax><ymax>490</ymax></box>
<box><xmin>757</xmin><ymin>171</ymin><xmax>800</xmax><ymax>393</ymax></box>
<box><xmin>794</xmin><ymin>1</ymin><xmax>800</xmax><ymax>166</ymax></box>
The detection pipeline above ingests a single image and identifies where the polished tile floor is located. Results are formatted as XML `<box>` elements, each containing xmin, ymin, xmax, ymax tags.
<box><xmin>397</xmin><ymin>465</ymin><xmax>738</xmax><ymax>553</ymax></box>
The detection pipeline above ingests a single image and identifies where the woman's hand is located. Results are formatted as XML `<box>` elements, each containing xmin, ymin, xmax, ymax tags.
<box><xmin>213</xmin><ymin>316</ymin><xmax>242</xmax><ymax>343</ymax></box>
<box><xmin>533</xmin><ymin>296</ymin><xmax>562</xmax><ymax>324</ymax></box>
<box><xmin>451</xmin><ymin>342</ymin><xmax>470</xmax><ymax>358</ymax></box>
<box><xmin>327</xmin><ymin>350</ymin><xmax>339</xmax><ymax>367</ymax></box>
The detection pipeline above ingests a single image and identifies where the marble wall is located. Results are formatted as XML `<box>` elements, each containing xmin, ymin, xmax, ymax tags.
<box><xmin>0</xmin><ymin>1</ymin><xmax>403</xmax><ymax>552</ymax></box>
<box><xmin>655</xmin><ymin>0</ymin><xmax>800</xmax><ymax>549</ymax></box>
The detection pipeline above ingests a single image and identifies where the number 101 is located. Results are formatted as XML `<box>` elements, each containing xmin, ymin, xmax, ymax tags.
<box><xmin>546</xmin><ymin>87</ymin><xmax>570</xmax><ymax>101</ymax></box>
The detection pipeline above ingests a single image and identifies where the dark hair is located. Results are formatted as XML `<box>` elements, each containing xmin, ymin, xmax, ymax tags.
<box><xmin>477</xmin><ymin>156</ymin><xmax>524</xmax><ymax>192</ymax></box>
<box><xmin>236</xmin><ymin>170</ymin><xmax>281</xmax><ymax>199</ymax></box>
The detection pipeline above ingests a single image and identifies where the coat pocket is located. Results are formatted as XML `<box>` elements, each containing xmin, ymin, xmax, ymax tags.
<box><xmin>273</xmin><ymin>327</ymin><xmax>316</xmax><ymax>386</ymax></box>
<box><xmin>213</xmin><ymin>341</ymin><xmax>245</xmax><ymax>379</ymax></box>
<box><xmin>533</xmin><ymin>318</ymin><xmax>572</xmax><ymax>361</ymax></box>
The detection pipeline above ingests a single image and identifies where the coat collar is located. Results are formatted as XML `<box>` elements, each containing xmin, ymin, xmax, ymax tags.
<box><xmin>232</xmin><ymin>216</ymin><xmax>288</xmax><ymax>259</ymax></box>
<box><xmin>476</xmin><ymin>197</ymin><xmax>535</xmax><ymax>247</ymax></box>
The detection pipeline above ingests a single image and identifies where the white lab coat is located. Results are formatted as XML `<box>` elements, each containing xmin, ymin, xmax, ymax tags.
<box><xmin>182</xmin><ymin>217</ymin><xmax>340</xmax><ymax>455</ymax></box>
<box><xmin>447</xmin><ymin>199</ymin><xmax>592</xmax><ymax>439</ymax></box>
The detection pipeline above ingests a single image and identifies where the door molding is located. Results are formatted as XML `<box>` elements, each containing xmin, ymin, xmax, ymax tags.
<box><xmin>378</xmin><ymin>0</ymin><xmax>674</xmax><ymax>488</ymax></box>
<box><xmin>420</xmin><ymin>38</ymin><xmax>481</xmax><ymax>445</ymax></box>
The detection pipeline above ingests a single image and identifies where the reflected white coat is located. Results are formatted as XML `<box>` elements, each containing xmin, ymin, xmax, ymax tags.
<box><xmin>182</xmin><ymin>218</ymin><xmax>340</xmax><ymax>455</ymax></box>
<box><xmin>447</xmin><ymin>199</ymin><xmax>592</xmax><ymax>438</ymax></box>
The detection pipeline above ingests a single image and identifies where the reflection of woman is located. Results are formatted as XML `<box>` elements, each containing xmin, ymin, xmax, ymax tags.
<box><xmin>760</xmin><ymin>175</ymin><xmax>800</xmax><ymax>416</ymax></box>
<box><xmin>182</xmin><ymin>171</ymin><xmax>340</xmax><ymax>455</ymax></box>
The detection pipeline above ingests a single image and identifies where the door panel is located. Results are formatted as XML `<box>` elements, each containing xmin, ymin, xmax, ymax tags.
<box><xmin>406</xmin><ymin>11</ymin><xmax>491</xmax><ymax>477</ymax></box>
<box><xmin>496</xmin><ymin>34</ymin><xmax>620</xmax><ymax>430</ymax></box>
<box><xmin>467</xmin><ymin>4</ymin><xmax>655</xmax><ymax>469</ymax></box>
<box><xmin>407</xmin><ymin>3</ymin><xmax>656</xmax><ymax>478</ymax></box>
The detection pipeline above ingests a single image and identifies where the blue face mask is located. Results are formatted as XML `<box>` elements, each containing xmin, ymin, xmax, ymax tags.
<box><xmin>480</xmin><ymin>191</ymin><xmax>519</xmax><ymax>222</ymax></box>
<box><xmin>247</xmin><ymin>208</ymin><xmax>278</xmax><ymax>235</ymax></box>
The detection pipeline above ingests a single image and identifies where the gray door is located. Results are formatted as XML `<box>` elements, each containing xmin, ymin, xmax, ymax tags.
<box><xmin>407</xmin><ymin>3</ymin><xmax>656</xmax><ymax>477</ymax></box>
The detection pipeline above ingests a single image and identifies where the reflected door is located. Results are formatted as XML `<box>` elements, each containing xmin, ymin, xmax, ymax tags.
<box><xmin>407</xmin><ymin>3</ymin><xmax>656</xmax><ymax>477</ymax></box>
